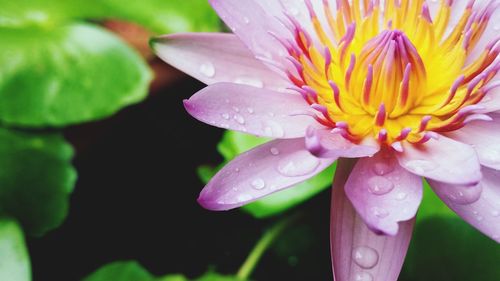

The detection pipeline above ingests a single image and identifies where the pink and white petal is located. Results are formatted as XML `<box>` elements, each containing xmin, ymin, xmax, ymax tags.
<box><xmin>445</xmin><ymin>114</ymin><xmax>500</xmax><ymax>170</ymax></box>
<box><xmin>345</xmin><ymin>151</ymin><xmax>422</xmax><ymax>235</ymax></box>
<box><xmin>428</xmin><ymin>167</ymin><xmax>500</xmax><ymax>243</ymax></box>
<box><xmin>305</xmin><ymin>127</ymin><xmax>379</xmax><ymax>159</ymax></box>
<box><xmin>184</xmin><ymin>83</ymin><xmax>323</xmax><ymax>138</ymax></box>
<box><xmin>209</xmin><ymin>0</ymin><xmax>291</xmax><ymax>71</ymax></box>
<box><xmin>331</xmin><ymin>159</ymin><xmax>415</xmax><ymax>281</ymax></box>
<box><xmin>198</xmin><ymin>138</ymin><xmax>336</xmax><ymax>210</ymax></box>
<box><xmin>466</xmin><ymin>1</ymin><xmax>500</xmax><ymax>63</ymax></box>
<box><xmin>151</xmin><ymin>33</ymin><xmax>289</xmax><ymax>91</ymax></box>
<box><xmin>396</xmin><ymin>134</ymin><xmax>482</xmax><ymax>185</ymax></box>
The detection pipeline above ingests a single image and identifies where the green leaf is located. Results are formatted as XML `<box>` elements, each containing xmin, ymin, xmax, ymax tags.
<box><xmin>194</xmin><ymin>272</ymin><xmax>242</xmax><ymax>281</ymax></box>
<box><xmin>416</xmin><ymin>181</ymin><xmax>456</xmax><ymax>222</ymax></box>
<box><xmin>0</xmin><ymin>218</ymin><xmax>31</xmax><ymax>281</ymax></box>
<box><xmin>401</xmin><ymin>217</ymin><xmax>500</xmax><ymax>281</ymax></box>
<box><xmin>0</xmin><ymin>23</ymin><xmax>151</xmax><ymax>127</ymax></box>
<box><xmin>0</xmin><ymin>0</ymin><xmax>220</xmax><ymax>34</ymax></box>
<box><xmin>83</xmin><ymin>261</ymin><xmax>155</xmax><ymax>281</ymax></box>
<box><xmin>198</xmin><ymin>131</ymin><xmax>335</xmax><ymax>218</ymax></box>
<box><xmin>0</xmin><ymin>0</ymin><xmax>102</xmax><ymax>29</ymax></box>
<box><xmin>97</xmin><ymin>0</ymin><xmax>221</xmax><ymax>34</ymax></box>
<box><xmin>0</xmin><ymin>128</ymin><xmax>76</xmax><ymax>236</ymax></box>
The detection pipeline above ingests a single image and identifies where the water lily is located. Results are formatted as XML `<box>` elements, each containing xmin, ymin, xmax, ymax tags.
<box><xmin>152</xmin><ymin>0</ymin><xmax>500</xmax><ymax>280</ymax></box>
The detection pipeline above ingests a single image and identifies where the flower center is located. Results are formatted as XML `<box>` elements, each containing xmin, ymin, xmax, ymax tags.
<box><xmin>283</xmin><ymin>0</ymin><xmax>499</xmax><ymax>145</ymax></box>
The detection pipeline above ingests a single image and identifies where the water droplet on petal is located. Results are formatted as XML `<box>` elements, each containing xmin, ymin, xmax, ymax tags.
<box><xmin>491</xmin><ymin>210</ymin><xmax>500</xmax><ymax>217</ymax></box>
<box><xmin>371</xmin><ymin>207</ymin><xmax>389</xmax><ymax>218</ymax></box>
<box><xmin>233</xmin><ymin>114</ymin><xmax>245</xmax><ymax>124</ymax></box>
<box><xmin>262</xmin><ymin>120</ymin><xmax>285</xmax><ymax>137</ymax></box>
<box><xmin>404</xmin><ymin>160</ymin><xmax>438</xmax><ymax>174</ymax></box>
<box><xmin>247</xmin><ymin>107</ymin><xmax>255</xmax><ymax>114</ymax></box>
<box><xmin>221</xmin><ymin>113</ymin><xmax>230</xmax><ymax>120</ymax></box>
<box><xmin>234</xmin><ymin>168</ymin><xmax>240</xmax><ymax>173</ymax></box>
<box><xmin>270</xmin><ymin>147</ymin><xmax>280</xmax><ymax>155</ymax></box>
<box><xmin>368</xmin><ymin>176</ymin><xmax>395</xmax><ymax>195</ymax></box>
<box><xmin>476</xmin><ymin>215</ymin><xmax>484</xmax><ymax>222</ymax></box>
<box><xmin>234</xmin><ymin>77</ymin><xmax>264</xmax><ymax>88</ymax></box>
<box><xmin>447</xmin><ymin>184</ymin><xmax>482</xmax><ymax>205</ymax></box>
<box><xmin>277</xmin><ymin>151</ymin><xmax>320</xmax><ymax>177</ymax></box>
<box><xmin>352</xmin><ymin>246</ymin><xmax>379</xmax><ymax>269</ymax></box>
<box><xmin>372</xmin><ymin>162</ymin><xmax>394</xmax><ymax>175</ymax></box>
<box><xmin>199</xmin><ymin>62</ymin><xmax>215</xmax><ymax>78</ymax></box>
<box><xmin>243</xmin><ymin>16</ymin><xmax>250</xmax><ymax>24</ymax></box>
<box><xmin>237</xmin><ymin>194</ymin><xmax>253</xmax><ymax>203</ymax></box>
<box><xmin>232</xmin><ymin>106</ymin><xmax>240</xmax><ymax>112</ymax></box>
<box><xmin>251</xmin><ymin>178</ymin><xmax>266</xmax><ymax>190</ymax></box>
<box><xmin>352</xmin><ymin>272</ymin><xmax>373</xmax><ymax>281</ymax></box>
<box><xmin>396</xmin><ymin>192</ymin><xmax>408</xmax><ymax>200</ymax></box>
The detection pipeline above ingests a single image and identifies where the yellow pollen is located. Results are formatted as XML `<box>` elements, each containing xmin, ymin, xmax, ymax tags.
<box><xmin>288</xmin><ymin>0</ymin><xmax>499</xmax><ymax>144</ymax></box>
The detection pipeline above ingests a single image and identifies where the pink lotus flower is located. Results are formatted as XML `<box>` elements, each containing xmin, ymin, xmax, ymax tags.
<box><xmin>153</xmin><ymin>0</ymin><xmax>500</xmax><ymax>279</ymax></box>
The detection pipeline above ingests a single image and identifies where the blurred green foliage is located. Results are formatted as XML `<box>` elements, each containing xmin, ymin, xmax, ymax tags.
<box><xmin>0</xmin><ymin>0</ymin><xmax>222</xmax><ymax>280</ymax></box>
<box><xmin>84</xmin><ymin>261</ymin><xmax>244</xmax><ymax>281</ymax></box>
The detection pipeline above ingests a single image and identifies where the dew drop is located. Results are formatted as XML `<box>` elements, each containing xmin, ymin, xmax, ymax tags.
<box><xmin>237</xmin><ymin>194</ymin><xmax>253</xmax><ymax>203</ymax></box>
<box><xmin>447</xmin><ymin>185</ymin><xmax>482</xmax><ymax>205</ymax></box>
<box><xmin>233</xmin><ymin>114</ymin><xmax>245</xmax><ymax>124</ymax></box>
<box><xmin>234</xmin><ymin>168</ymin><xmax>240</xmax><ymax>173</ymax></box>
<box><xmin>270</xmin><ymin>147</ymin><xmax>280</xmax><ymax>155</ymax></box>
<box><xmin>491</xmin><ymin>210</ymin><xmax>500</xmax><ymax>217</ymax></box>
<box><xmin>243</xmin><ymin>16</ymin><xmax>250</xmax><ymax>24</ymax></box>
<box><xmin>251</xmin><ymin>178</ymin><xmax>266</xmax><ymax>190</ymax></box>
<box><xmin>234</xmin><ymin>77</ymin><xmax>264</xmax><ymax>88</ymax></box>
<box><xmin>199</xmin><ymin>62</ymin><xmax>215</xmax><ymax>78</ymax></box>
<box><xmin>247</xmin><ymin>107</ymin><xmax>255</xmax><ymax>114</ymax></box>
<box><xmin>277</xmin><ymin>151</ymin><xmax>320</xmax><ymax>177</ymax></box>
<box><xmin>371</xmin><ymin>207</ymin><xmax>389</xmax><ymax>218</ymax></box>
<box><xmin>352</xmin><ymin>247</ymin><xmax>379</xmax><ymax>269</ymax></box>
<box><xmin>396</xmin><ymin>192</ymin><xmax>408</xmax><ymax>200</ymax></box>
<box><xmin>262</xmin><ymin>120</ymin><xmax>285</xmax><ymax>137</ymax></box>
<box><xmin>221</xmin><ymin>113</ymin><xmax>230</xmax><ymax>120</ymax></box>
<box><xmin>372</xmin><ymin>162</ymin><xmax>394</xmax><ymax>175</ymax></box>
<box><xmin>367</xmin><ymin>176</ymin><xmax>395</xmax><ymax>195</ymax></box>
<box><xmin>232</xmin><ymin>106</ymin><xmax>240</xmax><ymax>112</ymax></box>
<box><xmin>477</xmin><ymin>215</ymin><xmax>484</xmax><ymax>222</ymax></box>
<box><xmin>352</xmin><ymin>272</ymin><xmax>373</xmax><ymax>281</ymax></box>
<box><xmin>404</xmin><ymin>160</ymin><xmax>438</xmax><ymax>174</ymax></box>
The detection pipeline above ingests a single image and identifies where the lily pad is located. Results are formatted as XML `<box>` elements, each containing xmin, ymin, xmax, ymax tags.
<box><xmin>0</xmin><ymin>23</ymin><xmax>151</xmax><ymax>127</ymax></box>
<box><xmin>0</xmin><ymin>128</ymin><xmax>76</xmax><ymax>236</ymax></box>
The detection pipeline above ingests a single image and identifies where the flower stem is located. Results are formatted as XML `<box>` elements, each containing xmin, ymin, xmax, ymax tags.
<box><xmin>236</xmin><ymin>213</ymin><xmax>301</xmax><ymax>280</ymax></box>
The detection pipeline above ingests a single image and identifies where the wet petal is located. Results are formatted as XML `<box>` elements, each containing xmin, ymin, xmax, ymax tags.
<box><xmin>396</xmin><ymin>135</ymin><xmax>481</xmax><ymax>185</ymax></box>
<box><xmin>184</xmin><ymin>82</ymin><xmax>323</xmax><ymax>138</ymax></box>
<box><xmin>305</xmin><ymin>127</ymin><xmax>379</xmax><ymax>159</ymax></box>
<box><xmin>151</xmin><ymin>33</ymin><xmax>289</xmax><ymax>91</ymax></box>
<box><xmin>345</xmin><ymin>151</ymin><xmax>422</xmax><ymax>235</ymax></box>
<box><xmin>446</xmin><ymin>114</ymin><xmax>500</xmax><ymax>170</ymax></box>
<box><xmin>428</xmin><ymin>167</ymin><xmax>500</xmax><ymax>242</ymax></box>
<box><xmin>198</xmin><ymin>138</ymin><xmax>335</xmax><ymax>210</ymax></box>
<box><xmin>331</xmin><ymin>159</ymin><xmax>415</xmax><ymax>281</ymax></box>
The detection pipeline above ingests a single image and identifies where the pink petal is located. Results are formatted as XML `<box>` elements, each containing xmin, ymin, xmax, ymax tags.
<box><xmin>198</xmin><ymin>138</ymin><xmax>335</xmax><ymax>210</ymax></box>
<box><xmin>184</xmin><ymin>82</ymin><xmax>322</xmax><ymax>138</ymax></box>
<box><xmin>208</xmin><ymin>0</ymin><xmax>290</xmax><ymax>71</ymax></box>
<box><xmin>305</xmin><ymin>127</ymin><xmax>379</xmax><ymax>159</ymax></box>
<box><xmin>396</xmin><ymin>134</ymin><xmax>482</xmax><ymax>185</ymax></box>
<box><xmin>345</xmin><ymin>151</ymin><xmax>422</xmax><ymax>235</ymax></box>
<box><xmin>428</xmin><ymin>167</ymin><xmax>500</xmax><ymax>243</ymax></box>
<box><xmin>445</xmin><ymin>114</ymin><xmax>500</xmax><ymax>170</ymax></box>
<box><xmin>151</xmin><ymin>33</ymin><xmax>289</xmax><ymax>91</ymax></box>
<box><xmin>331</xmin><ymin>159</ymin><xmax>415</xmax><ymax>281</ymax></box>
<box><xmin>466</xmin><ymin>1</ymin><xmax>500</xmax><ymax>63</ymax></box>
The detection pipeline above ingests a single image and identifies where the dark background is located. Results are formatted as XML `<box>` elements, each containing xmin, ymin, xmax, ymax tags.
<box><xmin>26</xmin><ymin>76</ymin><xmax>333</xmax><ymax>281</ymax></box>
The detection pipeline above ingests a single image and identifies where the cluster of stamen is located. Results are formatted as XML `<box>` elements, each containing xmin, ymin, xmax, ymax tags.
<box><xmin>276</xmin><ymin>0</ymin><xmax>500</xmax><ymax>146</ymax></box>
